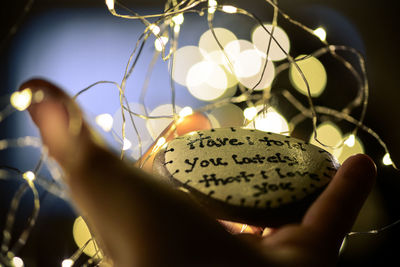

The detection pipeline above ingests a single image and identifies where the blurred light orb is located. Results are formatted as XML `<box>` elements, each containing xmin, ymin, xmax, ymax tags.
<box><xmin>247</xmin><ymin>106</ymin><xmax>289</xmax><ymax>134</ymax></box>
<box><xmin>383</xmin><ymin>153</ymin><xmax>393</xmax><ymax>166</ymax></box>
<box><xmin>233</xmin><ymin>49</ymin><xmax>263</xmax><ymax>78</ymax></box>
<box><xmin>73</xmin><ymin>216</ymin><xmax>102</xmax><ymax>259</ymax></box>
<box><xmin>207</xmin><ymin>103</ymin><xmax>244</xmax><ymax>128</ymax></box>
<box><xmin>313</xmin><ymin>27</ymin><xmax>327</xmax><ymax>41</ymax></box>
<box><xmin>61</xmin><ymin>259</ymin><xmax>74</xmax><ymax>267</ymax></box>
<box><xmin>238</xmin><ymin>58</ymin><xmax>275</xmax><ymax>90</ymax></box>
<box><xmin>243</xmin><ymin>106</ymin><xmax>258</xmax><ymax>120</ymax></box>
<box><xmin>154</xmin><ymin>36</ymin><xmax>169</xmax><ymax>52</ymax></box>
<box><xmin>309</xmin><ymin>121</ymin><xmax>342</xmax><ymax>158</ymax></box>
<box><xmin>10</xmin><ymin>88</ymin><xmax>32</xmax><ymax>111</ymax></box>
<box><xmin>172</xmin><ymin>46</ymin><xmax>205</xmax><ymax>86</ymax></box>
<box><xmin>186</xmin><ymin>61</ymin><xmax>228</xmax><ymax>101</ymax></box>
<box><xmin>179</xmin><ymin>106</ymin><xmax>193</xmax><ymax>118</ymax></box>
<box><xmin>95</xmin><ymin>113</ymin><xmax>113</xmax><ymax>132</ymax></box>
<box><xmin>337</xmin><ymin>133</ymin><xmax>364</xmax><ymax>164</ymax></box>
<box><xmin>199</xmin><ymin>28</ymin><xmax>237</xmax><ymax>64</ymax></box>
<box><xmin>22</xmin><ymin>171</ymin><xmax>36</xmax><ymax>183</ymax></box>
<box><xmin>122</xmin><ymin>138</ymin><xmax>132</xmax><ymax>150</ymax></box>
<box><xmin>252</xmin><ymin>24</ymin><xmax>290</xmax><ymax>61</ymax></box>
<box><xmin>12</xmin><ymin>257</ymin><xmax>24</xmax><ymax>267</ymax></box>
<box><xmin>290</xmin><ymin>54</ymin><xmax>327</xmax><ymax>97</ymax></box>
<box><xmin>146</xmin><ymin>104</ymin><xmax>182</xmax><ymax>139</ymax></box>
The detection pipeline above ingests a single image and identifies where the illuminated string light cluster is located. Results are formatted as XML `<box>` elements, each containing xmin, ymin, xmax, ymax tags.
<box><xmin>0</xmin><ymin>0</ymin><xmax>399</xmax><ymax>265</ymax></box>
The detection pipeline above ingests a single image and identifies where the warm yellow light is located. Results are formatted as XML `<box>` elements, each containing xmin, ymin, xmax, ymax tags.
<box><xmin>243</xmin><ymin>106</ymin><xmax>258</xmax><ymax>120</ymax></box>
<box><xmin>122</xmin><ymin>138</ymin><xmax>132</xmax><ymax>150</ymax></box>
<box><xmin>105</xmin><ymin>0</ymin><xmax>114</xmax><ymax>10</ymax></box>
<box><xmin>154</xmin><ymin>36</ymin><xmax>169</xmax><ymax>52</ymax></box>
<box><xmin>252</xmin><ymin>24</ymin><xmax>291</xmax><ymax>61</ymax></box>
<box><xmin>233</xmin><ymin>49</ymin><xmax>262</xmax><ymax>78</ymax></box>
<box><xmin>73</xmin><ymin>216</ymin><xmax>102</xmax><ymax>259</ymax></box>
<box><xmin>61</xmin><ymin>259</ymin><xmax>74</xmax><ymax>267</ymax></box>
<box><xmin>249</xmin><ymin>107</ymin><xmax>289</xmax><ymax>135</ymax></box>
<box><xmin>152</xmin><ymin>137</ymin><xmax>167</xmax><ymax>153</ymax></box>
<box><xmin>309</xmin><ymin>122</ymin><xmax>342</xmax><ymax>158</ymax></box>
<box><xmin>172</xmin><ymin>46</ymin><xmax>205</xmax><ymax>86</ymax></box>
<box><xmin>313</xmin><ymin>27</ymin><xmax>327</xmax><ymax>41</ymax></box>
<box><xmin>207</xmin><ymin>103</ymin><xmax>244</xmax><ymax>128</ymax></box>
<box><xmin>174</xmin><ymin>25</ymin><xmax>180</xmax><ymax>33</ymax></box>
<box><xmin>172</xmin><ymin>13</ymin><xmax>184</xmax><ymax>25</ymax></box>
<box><xmin>10</xmin><ymin>88</ymin><xmax>32</xmax><ymax>111</ymax></box>
<box><xmin>208</xmin><ymin>0</ymin><xmax>218</xmax><ymax>13</ymax></box>
<box><xmin>383</xmin><ymin>153</ymin><xmax>393</xmax><ymax>166</ymax></box>
<box><xmin>179</xmin><ymin>106</ymin><xmax>193</xmax><ymax>118</ymax></box>
<box><xmin>337</xmin><ymin>134</ymin><xmax>364</xmax><ymax>164</ymax></box>
<box><xmin>22</xmin><ymin>171</ymin><xmax>35</xmax><ymax>183</ymax></box>
<box><xmin>95</xmin><ymin>113</ymin><xmax>113</xmax><ymax>132</ymax></box>
<box><xmin>12</xmin><ymin>257</ymin><xmax>24</xmax><ymax>267</ymax></box>
<box><xmin>344</xmin><ymin>134</ymin><xmax>355</xmax><ymax>147</ymax></box>
<box><xmin>290</xmin><ymin>55</ymin><xmax>327</xmax><ymax>97</ymax></box>
<box><xmin>186</xmin><ymin>61</ymin><xmax>228</xmax><ymax>101</ymax></box>
<box><xmin>149</xmin><ymin>24</ymin><xmax>160</xmax><ymax>35</ymax></box>
<box><xmin>221</xmin><ymin>5</ymin><xmax>237</xmax><ymax>13</ymax></box>
<box><xmin>198</xmin><ymin>28</ymin><xmax>237</xmax><ymax>65</ymax></box>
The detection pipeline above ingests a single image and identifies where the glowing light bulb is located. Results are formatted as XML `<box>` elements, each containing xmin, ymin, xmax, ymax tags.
<box><xmin>10</xmin><ymin>88</ymin><xmax>32</xmax><ymax>111</ymax></box>
<box><xmin>313</xmin><ymin>27</ymin><xmax>327</xmax><ymax>41</ymax></box>
<box><xmin>154</xmin><ymin>36</ymin><xmax>169</xmax><ymax>52</ymax></box>
<box><xmin>174</xmin><ymin>25</ymin><xmax>180</xmax><ymax>33</ymax></box>
<box><xmin>12</xmin><ymin>257</ymin><xmax>24</xmax><ymax>267</ymax></box>
<box><xmin>105</xmin><ymin>0</ymin><xmax>114</xmax><ymax>10</ymax></box>
<box><xmin>243</xmin><ymin>107</ymin><xmax>258</xmax><ymax>120</ymax></box>
<box><xmin>383</xmin><ymin>153</ymin><xmax>393</xmax><ymax>166</ymax></box>
<box><xmin>95</xmin><ymin>113</ymin><xmax>113</xmax><ymax>132</ymax></box>
<box><xmin>344</xmin><ymin>134</ymin><xmax>355</xmax><ymax>147</ymax></box>
<box><xmin>149</xmin><ymin>24</ymin><xmax>160</xmax><ymax>35</ymax></box>
<box><xmin>221</xmin><ymin>5</ymin><xmax>237</xmax><ymax>13</ymax></box>
<box><xmin>208</xmin><ymin>0</ymin><xmax>218</xmax><ymax>13</ymax></box>
<box><xmin>152</xmin><ymin>137</ymin><xmax>167</xmax><ymax>153</ymax></box>
<box><xmin>122</xmin><ymin>138</ymin><xmax>132</xmax><ymax>150</ymax></box>
<box><xmin>22</xmin><ymin>171</ymin><xmax>35</xmax><ymax>183</ymax></box>
<box><xmin>172</xmin><ymin>13</ymin><xmax>184</xmax><ymax>25</ymax></box>
<box><xmin>61</xmin><ymin>259</ymin><xmax>74</xmax><ymax>267</ymax></box>
<box><xmin>179</xmin><ymin>106</ymin><xmax>193</xmax><ymax>118</ymax></box>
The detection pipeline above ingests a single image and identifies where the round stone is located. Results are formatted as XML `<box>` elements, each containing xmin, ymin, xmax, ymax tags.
<box><xmin>153</xmin><ymin>127</ymin><xmax>339</xmax><ymax>226</ymax></box>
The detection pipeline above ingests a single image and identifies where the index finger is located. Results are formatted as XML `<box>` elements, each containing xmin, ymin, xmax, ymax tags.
<box><xmin>302</xmin><ymin>154</ymin><xmax>376</xmax><ymax>245</ymax></box>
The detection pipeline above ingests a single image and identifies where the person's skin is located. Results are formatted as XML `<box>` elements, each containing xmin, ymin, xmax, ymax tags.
<box><xmin>21</xmin><ymin>79</ymin><xmax>376</xmax><ymax>267</ymax></box>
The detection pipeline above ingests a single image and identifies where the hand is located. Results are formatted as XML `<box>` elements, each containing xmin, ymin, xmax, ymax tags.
<box><xmin>22</xmin><ymin>79</ymin><xmax>376</xmax><ymax>267</ymax></box>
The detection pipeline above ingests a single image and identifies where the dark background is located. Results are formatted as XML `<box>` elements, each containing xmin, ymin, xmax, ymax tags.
<box><xmin>1</xmin><ymin>0</ymin><xmax>399</xmax><ymax>266</ymax></box>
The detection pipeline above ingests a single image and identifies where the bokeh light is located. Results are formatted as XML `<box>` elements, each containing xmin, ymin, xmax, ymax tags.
<box><xmin>72</xmin><ymin>216</ymin><xmax>102</xmax><ymax>259</ymax></box>
<box><xmin>172</xmin><ymin>46</ymin><xmax>205</xmax><ymax>86</ymax></box>
<box><xmin>309</xmin><ymin>121</ymin><xmax>342</xmax><ymax>158</ymax></box>
<box><xmin>146</xmin><ymin>104</ymin><xmax>182</xmax><ymax>139</ymax></box>
<box><xmin>10</xmin><ymin>88</ymin><xmax>32</xmax><ymax>111</ymax></box>
<box><xmin>186</xmin><ymin>61</ymin><xmax>228</xmax><ymax>101</ymax></box>
<box><xmin>337</xmin><ymin>133</ymin><xmax>364</xmax><ymax>164</ymax></box>
<box><xmin>199</xmin><ymin>28</ymin><xmax>237</xmax><ymax>64</ymax></box>
<box><xmin>246</xmin><ymin>106</ymin><xmax>289</xmax><ymax>134</ymax></box>
<box><xmin>290</xmin><ymin>54</ymin><xmax>327</xmax><ymax>97</ymax></box>
<box><xmin>95</xmin><ymin>113</ymin><xmax>113</xmax><ymax>132</ymax></box>
<box><xmin>252</xmin><ymin>24</ymin><xmax>290</xmax><ymax>61</ymax></box>
<box><xmin>207</xmin><ymin>103</ymin><xmax>244</xmax><ymax>128</ymax></box>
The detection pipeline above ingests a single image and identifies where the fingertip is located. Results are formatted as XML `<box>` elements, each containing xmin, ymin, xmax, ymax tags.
<box><xmin>340</xmin><ymin>154</ymin><xmax>377</xmax><ymax>186</ymax></box>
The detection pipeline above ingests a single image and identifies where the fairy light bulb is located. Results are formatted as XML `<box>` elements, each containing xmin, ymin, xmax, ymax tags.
<box><xmin>95</xmin><ymin>113</ymin><xmax>113</xmax><ymax>132</ymax></box>
<box><xmin>221</xmin><ymin>5</ymin><xmax>237</xmax><ymax>14</ymax></box>
<box><xmin>179</xmin><ymin>106</ymin><xmax>193</xmax><ymax>118</ymax></box>
<box><xmin>383</xmin><ymin>153</ymin><xmax>393</xmax><ymax>166</ymax></box>
<box><xmin>12</xmin><ymin>257</ymin><xmax>24</xmax><ymax>267</ymax></box>
<box><xmin>10</xmin><ymin>88</ymin><xmax>32</xmax><ymax>111</ymax></box>
<box><xmin>149</xmin><ymin>24</ymin><xmax>160</xmax><ymax>35</ymax></box>
<box><xmin>243</xmin><ymin>107</ymin><xmax>258</xmax><ymax>120</ymax></box>
<box><xmin>154</xmin><ymin>36</ymin><xmax>169</xmax><ymax>52</ymax></box>
<box><xmin>172</xmin><ymin>13</ymin><xmax>184</xmax><ymax>25</ymax></box>
<box><xmin>208</xmin><ymin>0</ymin><xmax>217</xmax><ymax>14</ymax></box>
<box><xmin>122</xmin><ymin>138</ymin><xmax>132</xmax><ymax>150</ymax></box>
<box><xmin>344</xmin><ymin>134</ymin><xmax>355</xmax><ymax>147</ymax></box>
<box><xmin>105</xmin><ymin>0</ymin><xmax>114</xmax><ymax>11</ymax></box>
<box><xmin>22</xmin><ymin>171</ymin><xmax>35</xmax><ymax>183</ymax></box>
<box><xmin>313</xmin><ymin>27</ymin><xmax>327</xmax><ymax>41</ymax></box>
<box><xmin>61</xmin><ymin>259</ymin><xmax>74</xmax><ymax>267</ymax></box>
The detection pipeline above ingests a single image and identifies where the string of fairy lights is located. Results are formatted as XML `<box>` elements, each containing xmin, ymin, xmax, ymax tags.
<box><xmin>1</xmin><ymin>0</ymin><xmax>399</xmax><ymax>266</ymax></box>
